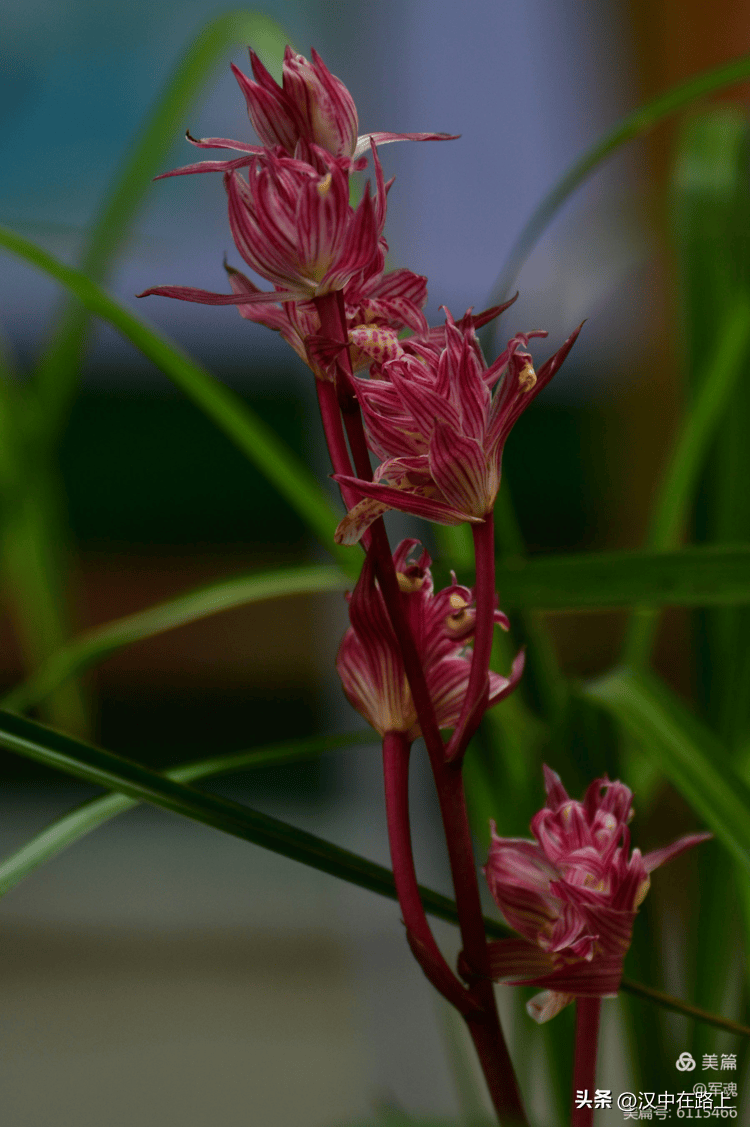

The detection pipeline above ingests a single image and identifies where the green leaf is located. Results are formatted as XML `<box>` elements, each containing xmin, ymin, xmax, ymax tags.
<box><xmin>0</xmin><ymin>707</ymin><xmax>744</xmax><ymax>1038</ymax></box>
<box><xmin>488</xmin><ymin>51</ymin><xmax>750</xmax><ymax>305</ymax></box>
<box><xmin>671</xmin><ymin>109</ymin><xmax>750</xmax><ymax>747</ymax></box>
<box><xmin>583</xmin><ymin>667</ymin><xmax>750</xmax><ymax>873</ymax></box>
<box><xmin>494</xmin><ymin>544</ymin><xmax>750</xmax><ymax>611</ymax></box>
<box><xmin>0</xmin><ymin>730</ymin><xmax>370</xmax><ymax>898</ymax></box>
<box><xmin>2</xmin><ymin>564</ymin><xmax>349</xmax><ymax>714</ymax></box>
<box><xmin>0</xmin><ymin>708</ymin><xmax>461</xmax><ymax>925</ymax></box>
<box><xmin>621</xmin><ymin>296</ymin><xmax>750</xmax><ymax>665</ymax></box>
<box><xmin>34</xmin><ymin>10</ymin><xmax>290</xmax><ymax>435</ymax></box>
<box><xmin>0</xmin><ymin>224</ymin><xmax>357</xmax><ymax>577</ymax></box>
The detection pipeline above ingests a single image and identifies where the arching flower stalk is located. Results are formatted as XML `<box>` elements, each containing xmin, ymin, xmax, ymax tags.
<box><xmin>138</xmin><ymin>43</ymin><xmax>550</xmax><ymax>1125</ymax></box>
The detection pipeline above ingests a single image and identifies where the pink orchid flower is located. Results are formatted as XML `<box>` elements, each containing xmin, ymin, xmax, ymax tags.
<box><xmin>224</xmin><ymin>262</ymin><xmax>428</xmax><ymax>379</ymax></box>
<box><xmin>336</xmin><ymin>539</ymin><xmax>524</xmax><ymax>740</ymax></box>
<box><xmin>140</xmin><ymin>142</ymin><xmax>385</xmax><ymax>308</ymax></box>
<box><xmin>176</xmin><ymin>46</ymin><xmax>457</xmax><ymax>166</ymax></box>
<box><xmin>333</xmin><ymin>309</ymin><xmax>581</xmax><ymax>545</ymax></box>
<box><xmin>482</xmin><ymin>766</ymin><xmax>711</xmax><ymax>1023</ymax></box>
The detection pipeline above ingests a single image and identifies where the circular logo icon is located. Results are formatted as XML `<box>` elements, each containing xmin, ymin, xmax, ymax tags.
<box><xmin>676</xmin><ymin>1052</ymin><xmax>696</xmax><ymax>1072</ymax></box>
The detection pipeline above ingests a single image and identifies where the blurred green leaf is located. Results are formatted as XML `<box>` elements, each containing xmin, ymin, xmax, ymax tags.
<box><xmin>584</xmin><ymin>667</ymin><xmax>750</xmax><ymax>873</ymax></box>
<box><xmin>0</xmin><ymin>708</ymin><xmax>467</xmax><ymax>926</ymax></box>
<box><xmin>489</xmin><ymin>51</ymin><xmax>750</xmax><ymax>305</ymax></box>
<box><xmin>0</xmin><ymin>708</ymin><xmax>744</xmax><ymax>1036</ymax></box>
<box><xmin>495</xmin><ymin>544</ymin><xmax>750</xmax><ymax>610</ymax></box>
<box><xmin>2</xmin><ymin>563</ymin><xmax>349</xmax><ymax>714</ymax></box>
<box><xmin>439</xmin><ymin>1002</ymin><xmax>494</xmax><ymax>1127</ymax></box>
<box><xmin>34</xmin><ymin>10</ymin><xmax>290</xmax><ymax>437</ymax></box>
<box><xmin>0</xmin><ymin>730</ymin><xmax>370</xmax><ymax>898</ymax></box>
<box><xmin>0</xmin><ymin>224</ymin><xmax>357</xmax><ymax>577</ymax></box>
<box><xmin>667</xmin><ymin>112</ymin><xmax>750</xmax><ymax>1060</ymax></box>
<box><xmin>622</xmin><ymin>296</ymin><xmax>750</xmax><ymax>665</ymax></box>
<box><xmin>672</xmin><ymin>109</ymin><xmax>750</xmax><ymax>749</ymax></box>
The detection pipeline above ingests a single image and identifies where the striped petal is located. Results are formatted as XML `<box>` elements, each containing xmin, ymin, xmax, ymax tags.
<box><xmin>428</xmin><ymin>422</ymin><xmax>492</xmax><ymax>517</ymax></box>
<box><xmin>353</xmin><ymin>130</ymin><xmax>459</xmax><ymax>159</ymax></box>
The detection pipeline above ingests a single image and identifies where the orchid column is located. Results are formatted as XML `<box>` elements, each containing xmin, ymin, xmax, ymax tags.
<box><xmin>139</xmin><ymin>44</ymin><xmax>579</xmax><ymax>1126</ymax></box>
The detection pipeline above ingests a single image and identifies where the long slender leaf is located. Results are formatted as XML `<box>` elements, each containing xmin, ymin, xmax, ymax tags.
<box><xmin>488</xmin><ymin>51</ymin><xmax>750</xmax><ymax>306</ymax></box>
<box><xmin>0</xmin><ymin>225</ymin><xmax>357</xmax><ymax>577</ymax></box>
<box><xmin>494</xmin><ymin>544</ymin><xmax>750</xmax><ymax>611</ymax></box>
<box><xmin>0</xmin><ymin>707</ymin><xmax>464</xmax><ymax>922</ymax></box>
<box><xmin>3</xmin><ymin>564</ymin><xmax>348</xmax><ymax>713</ymax></box>
<box><xmin>34</xmin><ymin>10</ymin><xmax>290</xmax><ymax>435</ymax></box>
<box><xmin>0</xmin><ymin>706</ymin><xmax>742</xmax><ymax>1037</ymax></box>
<box><xmin>622</xmin><ymin>297</ymin><xmax>750</xmax><ymax>665</ymax></box>
<box><xmin>672</xmin><ymin>110</ymin><xmax>750</xmax><ymax>752</ymax></box>
<box><xmin>583</xmin><ymin>667</ymin><xmax>750</xmax><ymax>873</ymax></box>
<box><xmin>0</xmin><ymin>730</ymin><xmax>370</xmax><ymax>898</ymax></box>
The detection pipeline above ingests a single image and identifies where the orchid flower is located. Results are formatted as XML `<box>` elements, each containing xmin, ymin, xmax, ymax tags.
<box><xmin>175</xmin><ymin>46</ymin><xmax>457</xmax><ymax>167</ymax></box>
<box><xmin>223</xmin><ymin>262</ymin><xmax>428</xmax><ymax>379</ymax></box>
<box><xmin>333</xmin><ymin>309</ymin><xmax>581</xmax><ymax>544</ymax></box>
<box><xmin>482</xmin><ymin>767</ymin><xmax>711</xmax><ymax>1023</ymax></box>
<box><xmin>140</xmin><ymin>142</ymin><xmax>386</xmax><ymax>308</ymax></box>
<box><xmin>336</xmin><ymin>539</ymin><xmax>524</xmax><ymax>741</ymax></box>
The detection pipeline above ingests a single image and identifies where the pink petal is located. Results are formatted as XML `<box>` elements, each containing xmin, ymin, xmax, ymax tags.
<box><xmin>136</xmin><ymin>285</ymin><xmax>303</xmax><ymax>305</ymax></box>
<box><xmin>232</xmin><ymin>60</ymin><xmax>300</xmax><ymax>153</ymax></box>
<box><xmin>542</xmin><ymin>764</ymin><xmax>571</xmax><ymax>808</ymax></box>
<box><xmin>526</xmin><ymin>990</ymin><xmax>573</xmax><ymax>1023</ymax></box>
<box><xmin>352</xmin><ymin>131</ymin><xmax>460</xmax><ymax>159</ymax></box>
<box><xmin>486</xmin><ymin>937</ymin><xmax>557</xmax><ymax>981</ymax></box>
<box><xmin>428</xmin><ymin>422</ymin><xmax>491</xmax><ymax>516</ymax></box>
<box><xmin>333</xmin><ymin>476</ymin><xmax>476</xmax><ymax>543</ymax></box>
<box><xmin>186</xmin><ymin>133</ymin><xmax>263</xmax><ymax>154</ymax></box>
<box><xmin>487</xmin><ymin>647</ymin><xmax>526</xmax><ymax>708</ymax></box>
<box><xmin>333</xmin><ymin>495</ymin><xmax>392</xmax><ymax>546</ymax></box>
<box><xmin>642</xmin><ymin>831</ymin><xmax>712</xmax><ymax>874</ymax></box>
<box><xmin>155</xmin><ymin>154</ymin><xmax>255</xmax><ymax>179</ymax></box>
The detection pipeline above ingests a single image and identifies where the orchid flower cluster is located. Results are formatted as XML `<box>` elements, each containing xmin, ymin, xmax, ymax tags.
<box><xmin>141</xmin><ymin>47</ymin><xmax>709</xmax><ymax>1126</ymax></box>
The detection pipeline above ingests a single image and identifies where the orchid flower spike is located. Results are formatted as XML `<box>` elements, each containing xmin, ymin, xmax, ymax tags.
<box><xmin>336</xmin><ymin>540</ymin><xmax>524</xmax><ymax>741</ymax></box>
<box><xmin>334</xmin><ymin>308</ymin><xmax>582</xmax><ymax>545</ymax></box>
<box><xmin>482</xmin><ymin>767</ymin><xmax>711</xmax><ymax>1023</ymax></box>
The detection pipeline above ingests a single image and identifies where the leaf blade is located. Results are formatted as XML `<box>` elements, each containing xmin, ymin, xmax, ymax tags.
<box><xmin>35</xmin><ymin>10</ymin><xmax>290</xmax><ymax>432</ymax></box>
<box><xmin>583</xmin><ymin>667</ymin><xmax>750</xmax><ymax>874</ymax></box>
<box><xmin>489</xmin><ymin>51</ymin><xmax>750</xmax><ymax>304</ymax></box>
<box><xmin>0</xmin><ymin>707</ymin><xmax>743</xmax><ymax>1038</ymax></box>
<box><xmin>3</xmin><ymin>564</ymin><xmax>349</xmax><ymax>713</ymax></box>
<box><xmin>0</xmin><ymin>224</ymin><xmax>357</xmax><ymax>577</ymax></box>
<box><xmin>495</xmin><ymin>545</ymin><xmax>750</xmax><ymax>610</ymax></box>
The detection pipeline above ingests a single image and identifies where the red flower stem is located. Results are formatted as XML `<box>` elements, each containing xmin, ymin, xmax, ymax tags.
<box><xmin>435</xmin><ymin>764</ymin><xmax>528</xmax><ymax>1126</ymax></box>
<box><xmin>382</xmin><ymin>731</ymin><xmax>473</xmax><ymax>1013</ymax></box>
<box><xmin>572</xmin><ymin>997</ymin><xmax>602</xmax><ymax>1127</ymax></box>
<box><xmin>446</xmin><ymin>513</ymin><xmax>496</xmax><ymax>762</ymax></box>
<box><xmin>314</xmin><ymin>290</ymin><xmax>526</xmax><ymax>1126</ymax></box>
<box><xmin>314</xmin><ymin>377</ymin><xmax>361</xmax><ymax>512</ymax></box>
